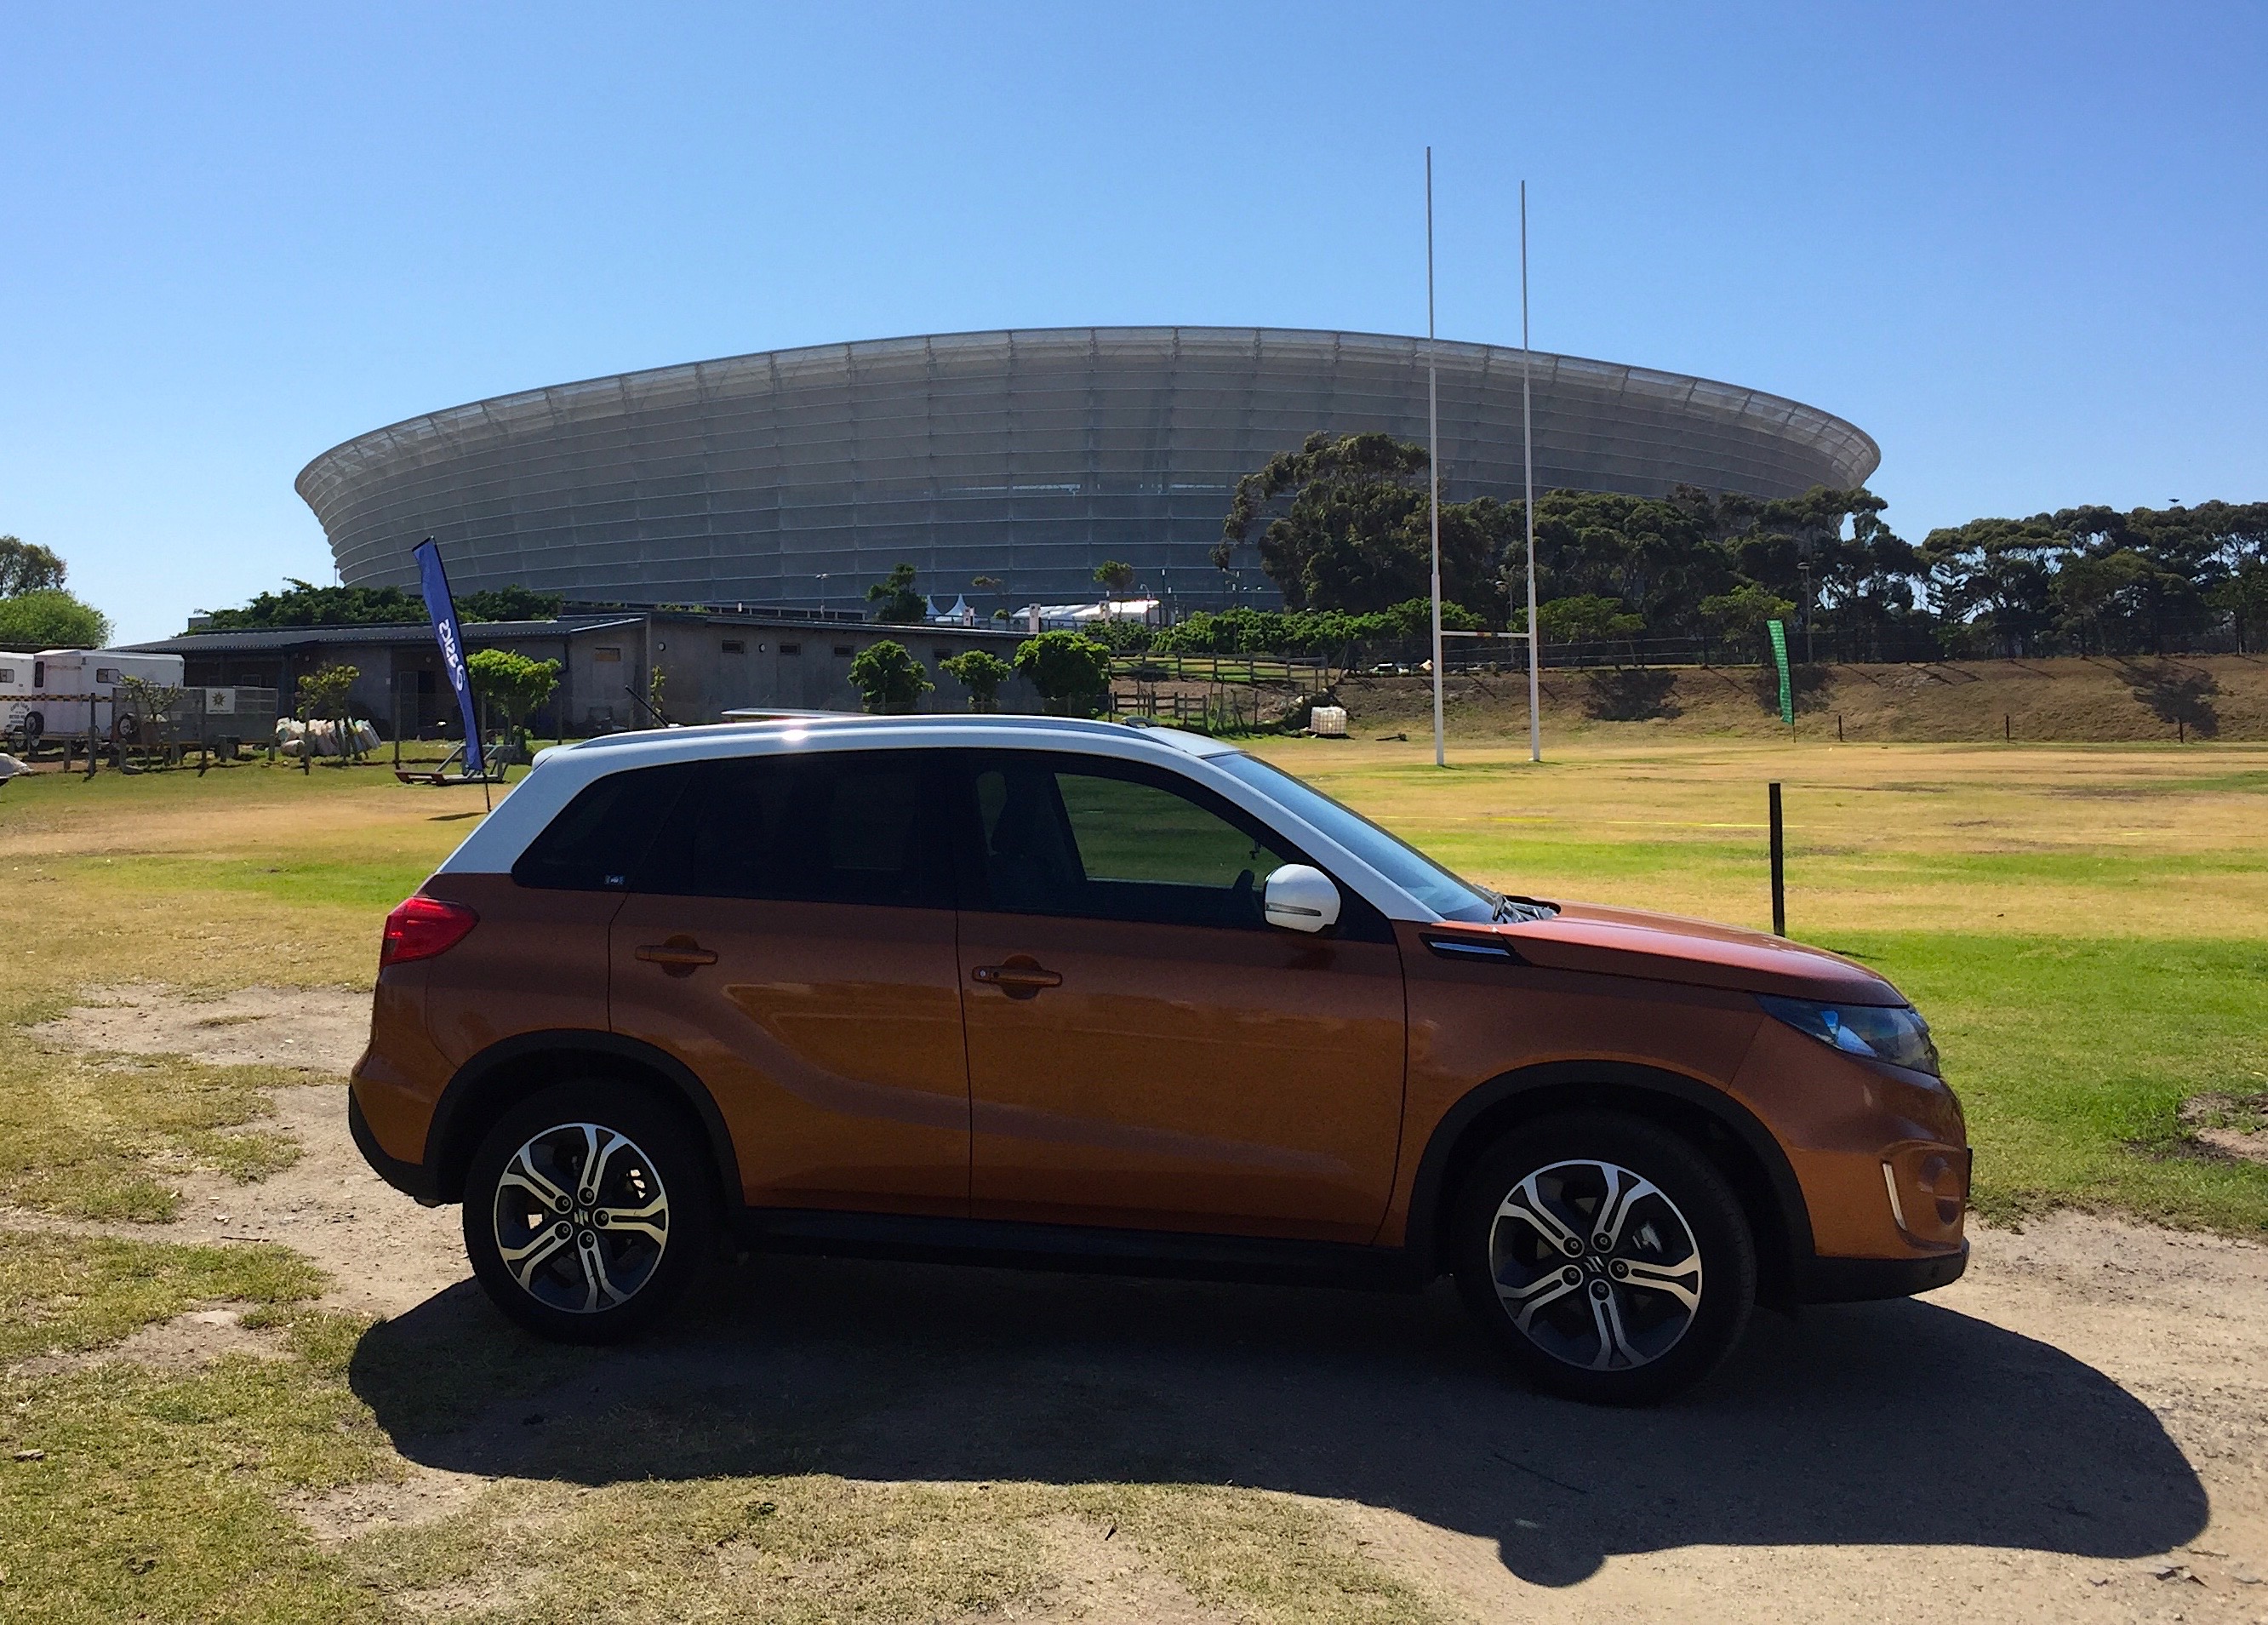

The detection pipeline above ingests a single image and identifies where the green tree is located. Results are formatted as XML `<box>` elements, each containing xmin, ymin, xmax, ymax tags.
<box><xmin>0</xmin><ymin>589</ymin><xmax>111</xmax><ymax>649</ymax></box>
<box><xmin>2211</xmin><ymin>559</ymin><xmax>2268</xmax><ymax>655</ymax></box>
<box><xmin>848</xmin><ymin>639</ymin><xmax>933</xmax><ymax>713</ymax></box>
<box><xmin>939</xmin><ymin>649</ymin><xmax>1015</xmax><ymax>712</ymax></box>
<box><xmin>1536</xmin><ymin>594</ymin><xmax>1644</xmax><ymax>645</ymax></box>
<box><xmin>459</xmin><ymin>586</ymin><xmax>565</xmax><ymax>622</ymax></box>
<box><xmin>1697</xmin><ymin>585</ymin><xmax>1797</xmax><ymax>661</ymax></box>
<box><xmin>204</xmin><ymin>579</ymin><xmax>421</xmax><ymax>629</ymax></box>
<box><xmin>294</xmin><ymin>662</ymin><xmax>362</xmax><ymax>764</ymax></box>
<box><xmin>866</xmin><ymin>563</ymin><xmax>926</xmax><ymax>624</ymax></box>
<box><xmin>1094</xmin><ymin>559</ymin><xmax>1136</xmax><ymax>596</ymax></box>
<box><xmin>0</xmin><ymin>537</ymin><xmax>68</xmax><ymax>597</ymax></box>
<box><xmin>1013</xmin><ymin>630</ymin><xmax>1111</xmax><ymax>716</ymax></box>
<box><xmin>1214</xmin><ymin>432</ymin><xmax>1507</xmax><ymax>615</ymax></box>
<box><xmin>466</xmin><ymin>647</ymin><xmax>562</xmax><ymax>749</ymax></box>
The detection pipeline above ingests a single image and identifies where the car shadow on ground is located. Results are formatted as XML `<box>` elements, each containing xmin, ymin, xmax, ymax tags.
<box><xmin>352</xmin><ymin>1254</ymin><xmax>2206</xmax><ymax>1587</ymax></box>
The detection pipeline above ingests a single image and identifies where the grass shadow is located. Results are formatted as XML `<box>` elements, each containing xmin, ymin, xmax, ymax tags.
<box><xmin>2125</xmin><ymin>661</ymin><xmax>2219</xmax><ymax>737</ymax></box>
<box><xmin>1581</xmin><ymin>668</ymin><xmax>1682</xmax><ymax>722</ymax></box>
<box><xmin>353</xmin><ymin>1255</ymin><xmax>2207</xmax><ymax>1588</ymax></box>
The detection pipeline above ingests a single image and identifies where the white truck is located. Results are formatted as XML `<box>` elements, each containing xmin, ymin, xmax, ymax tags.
<box><xmin>3</xmin><ymin>649</ymin><xmax>186</xmax><ymax>743</ymax></box>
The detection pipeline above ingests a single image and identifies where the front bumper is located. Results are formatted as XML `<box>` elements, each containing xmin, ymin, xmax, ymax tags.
<box><xmin>1794</xmin><ymin>1239</ymin><xmax>1968</xmax><ymax>1303</ymax></box>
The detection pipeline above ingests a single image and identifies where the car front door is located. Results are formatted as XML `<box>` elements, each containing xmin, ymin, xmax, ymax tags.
<box><xmin>608</xmin><ymin>747</ymin><xmax>970</xmax><ymax>1215</ymax></box>
<box><xmin>953</xmin><ymin>751</ymin><xmax>1406</xmax><ymax>1244</ymax></box>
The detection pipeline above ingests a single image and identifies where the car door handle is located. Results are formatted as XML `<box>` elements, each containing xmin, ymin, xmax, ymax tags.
<box><xmin>972</xmin><ymin>959</ymin><xmax>1062</xmax><ymax>998</ymax></box>
<box><xmin>635</xmin><ymin>936</ymin><xmax>717</xmax><ymax>976</ymax></box>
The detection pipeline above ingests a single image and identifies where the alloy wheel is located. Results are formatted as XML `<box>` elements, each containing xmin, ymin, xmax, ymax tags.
<box><xmin>1488</xmin><ymin>1158</ymin><xmax>1705</xmax><ymax>1371</ymax></box>
<box><xmin>490</xmin><ymin>1121</ymin><xmax>671</xmax><ymax>1314</ymax></box>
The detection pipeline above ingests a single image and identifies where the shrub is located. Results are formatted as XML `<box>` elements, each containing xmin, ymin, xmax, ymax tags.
<box><xmin>848</xmin><ymin>640</ymin><xmax>933</xmax><ymax>713</ymax></box>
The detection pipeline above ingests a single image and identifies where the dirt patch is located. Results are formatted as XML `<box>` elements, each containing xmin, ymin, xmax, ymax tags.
<box><xmin>2182</xmin><ymin>1093</ymin><xmax>2268</xmax><ymax>1166</ymax></box>
<box><xmin>9</xmin><ymin>1303</ymin><xmax>288</xmax><ymax>1378</ymax></box>
<box><xmin>30</xmin><ymin>982</ymin><xmax>370</xmax><ymax>1074</ymax></box>
<box><xmin>1015</xmin><ymin>1516</ymin><xmax>1239</xmax><ymax>1623</ymax></box>
<box><xmin>290</xmin><ymin>1467</ymin><xmax>488</xmax><ymax>1549</ymax></box>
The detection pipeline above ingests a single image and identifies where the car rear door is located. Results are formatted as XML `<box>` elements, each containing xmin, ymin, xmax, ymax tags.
<box><xmin>952</xmin><ymin>750</ymin><xmax>1407</xmax><ymax>1244</ymax></box>
<box><xmin>608</xmin><ymin>747</ymin><xmax>971</xmax><ymax>1215</ymax></box>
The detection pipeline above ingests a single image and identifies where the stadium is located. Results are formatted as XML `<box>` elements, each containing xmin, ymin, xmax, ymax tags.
<box><xmin>296</xmin><ymin>326</ymin><xmax>1880</xmax><ymax>615</ymax></box>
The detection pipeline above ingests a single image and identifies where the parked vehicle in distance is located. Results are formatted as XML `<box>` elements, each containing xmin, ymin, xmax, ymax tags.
<box><xmin>351</xmin><ymin>716</ymin><xmax>1968</xmax><ymax>1404</ymax></box>
<box><xmin>3</xmin><ymin>648</ymin><xmax>186</xmax><ymax>744</ymax></box>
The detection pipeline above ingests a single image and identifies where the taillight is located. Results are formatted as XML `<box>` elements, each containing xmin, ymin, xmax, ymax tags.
<box><xmin>380</xmin><ymin>895</ymin><xmax>479</xmax><ymax>967</ymax></box>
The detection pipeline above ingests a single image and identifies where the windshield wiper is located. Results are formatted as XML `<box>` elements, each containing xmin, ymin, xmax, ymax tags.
<box><xmin>1491</xmin><ymin>892</ymin><xmax>1559</xmax><ymax>924</ymax></box>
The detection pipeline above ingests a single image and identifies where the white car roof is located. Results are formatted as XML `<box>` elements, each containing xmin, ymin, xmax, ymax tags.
<box><xmin>436</xmin><ymin>714</ymin><xmax>1441</xmax><ymax>922</ymax></box>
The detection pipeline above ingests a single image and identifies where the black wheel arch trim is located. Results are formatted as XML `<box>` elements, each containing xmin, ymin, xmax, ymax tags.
<box><xmin>423</xmin><ymin>1029</ymin><xmax>743</xmax><ymax>1206</ymax></box>
<box><xmin>1401</xmin><ymin>1059</ymin><xmax>1818</xmax><ymax>1286</ymax></box>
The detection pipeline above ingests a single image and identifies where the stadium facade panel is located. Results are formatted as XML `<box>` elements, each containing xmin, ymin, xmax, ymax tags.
<box><xmin>298</xmin><ymin>327</ymin><xmax>1880</xmax><ymax>614</ymax></box>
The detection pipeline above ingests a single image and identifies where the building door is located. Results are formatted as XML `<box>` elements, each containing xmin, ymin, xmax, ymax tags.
<box><xmin>952</xmin><ymin>752</ymin><xmax>1406</xmax><ymax>1244</ymax></box>
<box><xmin>608</xmin><ymin>748</ymin><xmax>970</xmax><ymax>1214</ymax></box>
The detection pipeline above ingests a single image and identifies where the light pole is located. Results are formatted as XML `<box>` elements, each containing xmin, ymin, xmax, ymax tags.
<box><xmin>1425</xmin><ymin>146</ymin><xmax>1445</xmax><ymax>769</ymax></box>
<box><xmin>1520</xmin><ymin>179</ymin><xmax>1540</xmax><ymax>766</ymax></box>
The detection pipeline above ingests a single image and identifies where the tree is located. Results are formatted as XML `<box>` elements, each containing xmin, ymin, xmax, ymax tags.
<box><xmin>0</xmin><ymin>589</ymin><xmax>111</xmax><ymax>649</ymax></box>
<box><xmin>1536</xmin><ymin>594</ymin><xmax>1644</xmax><ymax>646</ymax></box>
<box><xmin>115</xmin><ymin>673</ymin><xmax>184</xmax><ymax>753</ymax></box>
<box><xmin>1013</xmin><ymin>631</ymin><xmax>1111</xmax><ymax>716</ymax></box>
<box><xmin>1698</xmin><ymin>585</ymin><xmax>1797</xmax><ymax>661</ymax></box>
<box><xmin>848</xmin><ymin>640</ymin><xmax>933</xmax><ymax>713</ymax></box>
<box><xmin>939</xmin><ymin>649</ymin><xmax>1015</xmax><ymax>712</ymax></box>
<box><xmin>1918</xmin><ymin>518</ymin><xmax>2061</xmax><ymax>656</ymax></box>
<box><xmin>294</xmin><ymin>662</ymin><xmax>362</xmax><ymax>764</ymax></box>
<box><xmin>2212</xmin><ymin>560</ymin><xmax>2268</xmax><ymax>655</ymax></box>
<box><xmin>1214</xmin><ymin>432</ymin><xmax>1506</xmax><ymax>615</ymax></box>
<box><xmin>866</xmin><ymin>563</ymin><xmax>925</xmax><ymax>624</ymax></box>
<box><xmin>204</xmin><ymin>579</ymin><xmax>421</xmax><ymax>629</ymax></box>
<box><xmin>466</xmin><ymin>647</ymin><xmax>562</xmax><ymax>749</ymax></box>
<box><xmin>0</xmin><ymin>537</ymin><xmax>67</xmax><ymax>597</ymax></box>
<box><xmin>1094</xmin><ymin>559</ymin><xmax>1136</xmax><ymax>596</ymax></box>
<box><xmin>460</xmin><ymin>586</ymin><xmax>565</xmax><ymax>622</ymax></box>
<box><xmin>970</xmin><ymin>575</ymin><xmax>1005</xmax><ymax>592</ymax></box>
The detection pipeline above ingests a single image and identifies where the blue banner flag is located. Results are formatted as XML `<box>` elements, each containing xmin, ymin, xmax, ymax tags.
<box><xmin>413</xmin><ymin>539</ymin><xmax>484</xmax><ymax>776</ymax></box>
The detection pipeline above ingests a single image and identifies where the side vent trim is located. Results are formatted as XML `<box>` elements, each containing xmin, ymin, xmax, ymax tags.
<box><xmin>1420</xmin><ymin>934</ymin><xmax>1525</xmax><ymax>965</ymax></box>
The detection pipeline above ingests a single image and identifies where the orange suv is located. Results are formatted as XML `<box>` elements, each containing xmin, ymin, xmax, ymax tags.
<box><xmin>351</xmin><ymin>716</ymin><xmax>1968</xmax><ymax>1404</ymax></box>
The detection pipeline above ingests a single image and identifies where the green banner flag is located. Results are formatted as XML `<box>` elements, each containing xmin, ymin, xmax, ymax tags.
<box><xmin>1767</xmin><ymin>619</ymin><xmax>1794</xmax><ymax>726</ymax></box>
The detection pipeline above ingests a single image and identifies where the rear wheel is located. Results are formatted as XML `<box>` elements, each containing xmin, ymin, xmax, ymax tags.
<box><xmin>1454</xmin><ymin>1112</ymin><xmax>1756</xmax><ymax>1405</ymax></box>
<box><xmin>462</xmin><ymin>1080</ymin><xmax>718</xmax><ymax>1343</ymax></box>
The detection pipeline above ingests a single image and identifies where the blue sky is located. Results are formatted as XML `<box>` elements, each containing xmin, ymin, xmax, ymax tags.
<box><xmin>3</xmin><ymin>2</ymin><xmax>2263</xmax><ymax>644</ymax></box>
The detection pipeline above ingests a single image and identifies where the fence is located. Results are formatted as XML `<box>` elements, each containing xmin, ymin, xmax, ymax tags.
<box><xmin>3</xmin><ymin>685</ymin><xmax>282</xmax><ymax>770</ymax></box>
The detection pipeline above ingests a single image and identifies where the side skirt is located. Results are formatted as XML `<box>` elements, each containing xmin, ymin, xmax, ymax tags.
<box><xmin>728</xmin><ymin>1207</ymin><xmax>1429</xmax><ymax>1293</ymax></box>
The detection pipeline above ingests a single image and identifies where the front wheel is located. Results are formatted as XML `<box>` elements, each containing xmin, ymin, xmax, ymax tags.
<box><xmin>1454</xmin><ymin>1113</ymin><xmax>1757</xmax><ymax>1405</ymax></box>
<box><xmin>462</xmin><ymin>1081</ymin><xmax>718</xmax><ymax>1343</ymax></box>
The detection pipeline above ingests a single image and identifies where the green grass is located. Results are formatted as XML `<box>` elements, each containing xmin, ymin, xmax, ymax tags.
<box><xmin>1842</xmin><ymin>933</ymin><xmax>2268</xmax><ymax>1229</ymax></box>
<box><xmin>0</xmin><ymin>1231</ymin><xmax>382</xmax><ymax>1625</ymax></box>
<box><xmin>0</xmin><ymin>1049</ymin><xmax>302</xmax><ymax>1222</ymax></box>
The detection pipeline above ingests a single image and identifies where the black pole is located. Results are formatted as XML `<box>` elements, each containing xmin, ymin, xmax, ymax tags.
<box><xmin>1768</xmin><ymin>781</ymin><xmax>1786</xmax><ymax>937</ymax></box>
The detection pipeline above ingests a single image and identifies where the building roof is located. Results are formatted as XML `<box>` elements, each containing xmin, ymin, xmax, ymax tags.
<box><xmin>122</xmin><ymin>609</ymin><xmax>1031</xmax><ymax>658</ymax></box>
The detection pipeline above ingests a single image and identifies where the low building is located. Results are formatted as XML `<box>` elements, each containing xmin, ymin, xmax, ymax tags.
<box><xmin>127</xmin><ymin>608</ymin><xmax>1037</xmax><ymax>735</ymax></box>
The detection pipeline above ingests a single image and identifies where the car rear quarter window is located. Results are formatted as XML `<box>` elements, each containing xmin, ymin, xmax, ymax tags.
<box><xmin>636</xmin><ymin>750</ymin><xmax>952</xmax><ymax>909</ymax></box>
<box><xmin>512</xmin><ymin>763</ymin><xmax>700</xmax><ymax>891</ymax></box>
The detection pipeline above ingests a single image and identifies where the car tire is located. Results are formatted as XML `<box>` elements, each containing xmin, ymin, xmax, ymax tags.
<box><xmin>462</xmin><ymin>1079</ymin><xmax>718</xmax><ymax>1344</ymax></box>
<box><xmin>1453</xmin><ymin>1112</ymin><xmax>1757</xmax><ymax>1405</ymax></box>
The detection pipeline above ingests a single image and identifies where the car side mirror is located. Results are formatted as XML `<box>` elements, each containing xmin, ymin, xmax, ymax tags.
<box><xmin>1263</xmin><ymin>863</ymin><xmax>1340</xmax><ymax>934</ymax></box>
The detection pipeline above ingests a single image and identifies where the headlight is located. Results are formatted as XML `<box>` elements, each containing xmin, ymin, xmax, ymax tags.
<box><xmin>1757</xmin><ymin>994</ymin><xmax>1940</xmax><ymax>1076</ymax></box>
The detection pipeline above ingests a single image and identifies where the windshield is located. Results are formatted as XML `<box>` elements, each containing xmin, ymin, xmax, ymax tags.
<box><xmin>1213</xmin><ymin>752</ymin><xmax>1511</xmax><ymax>923</ymax></box>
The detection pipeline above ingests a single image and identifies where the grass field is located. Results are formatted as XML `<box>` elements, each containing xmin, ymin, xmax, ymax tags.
<box><xmin>0</xmin><ymin>740</ymin><xmax>2264</xmax><ymax>1620</ymax></box>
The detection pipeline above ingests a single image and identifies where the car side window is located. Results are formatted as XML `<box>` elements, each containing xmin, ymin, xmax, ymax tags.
<box><xmin>971</xmin><ymin>755</ymin><xmax>1293</xmax><ymax>930</ymax></box>
<box><xmin>512</xmin><ymin>763</ymin><xmax>700</xmax><ymax>890</ymax></box>
<box><xmin>637</xmin><ymin>751</ymin><xmax>951</xmax><ymax>909</ymax></box>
